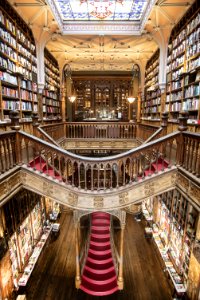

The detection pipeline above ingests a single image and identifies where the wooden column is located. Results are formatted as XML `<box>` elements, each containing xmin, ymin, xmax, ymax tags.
<box><xmin>75</xmin><ymin>222</ymin><xmax>81</xmax><ymax>289</ymax></box>
<box><xmin>117</xmin><ymin>223</ymin><xmax>125</xmax><ymax>290</ymax></box>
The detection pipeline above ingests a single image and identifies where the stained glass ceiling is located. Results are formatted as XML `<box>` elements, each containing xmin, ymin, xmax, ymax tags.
<box><xmin>52</xmin><ymin>0</ymin><xmax>148</xmax><ymax>21</ymax></box>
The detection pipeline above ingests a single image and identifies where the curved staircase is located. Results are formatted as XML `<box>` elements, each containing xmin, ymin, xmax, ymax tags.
<box><xmin>80</xmin><ymin>212</ymin><xmax>119</xmax><ymax>296</ymax></box>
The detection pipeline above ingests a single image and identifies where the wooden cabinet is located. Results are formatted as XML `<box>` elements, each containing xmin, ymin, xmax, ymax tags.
<box><xmin>73</xmin><ymin>77</ymin><xmax>130</xmax><ymax>121</ymax></box>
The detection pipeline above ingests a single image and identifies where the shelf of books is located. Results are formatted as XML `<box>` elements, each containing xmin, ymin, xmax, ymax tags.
<box><xmin>8</xmin><ymin>201</ymin><xmax>45</xmax><ymax>288</ymax></box>
<box><xmin>43</xmin><ymin>48</ymin><xmax>61</xmax><ymax>122</ymax></box>
<box><xmin>142</xmin><ymin>189</ymin><xmax>198</xmax><ymax>289</ymax></box>
<box><xmin>166</xmin><ymin>3</ymin><xmax>200</xmax><ymax>124</ymax></box>
<box><xmin>0</xmin><ymin>1</ymin><xmax>38</xmax><ymax>123</ymax></box>
<box><xmin>141</xmin><ymin>49</ymin><xmax>161</xmax><ymax>121</ymax></box>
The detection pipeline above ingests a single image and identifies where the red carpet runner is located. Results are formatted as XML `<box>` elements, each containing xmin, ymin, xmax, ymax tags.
<box><xmin>80</xmin><ymin>212</ymin><xmax>119</xmax><ymax>296</ymax></box>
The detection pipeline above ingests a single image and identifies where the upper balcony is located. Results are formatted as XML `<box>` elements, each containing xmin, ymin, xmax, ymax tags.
<box><xmin>0</xmin><ymin>111</ymin><xmax>199</xmax><ymax>211</ymax></box>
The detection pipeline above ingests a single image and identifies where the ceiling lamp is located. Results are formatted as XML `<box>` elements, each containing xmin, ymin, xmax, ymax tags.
<box><xmin>69</xmin><ymin>95</ymin><xmax>76</xmax><ymax>103</ymax></box>
<box><xmin>127</xmin><ymin>63</ymin><xmax>140</xmax><ymax>104</ymax></box>
<box><xmin>127</xmin><ymin>96</ymin><xmax>136</xmax><ymax>104</ymax></box>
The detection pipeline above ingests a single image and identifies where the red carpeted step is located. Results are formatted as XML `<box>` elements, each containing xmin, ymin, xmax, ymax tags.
<box><xmin>80</xmin><ymin>285</ymin><xmax>118</xmax><ymax>296</ymax></box>
<box><xmin>91</xmin><ymin>219</ymin><xmax>110</xmax><ymax>226</ymax></box>
<box><xmin>85</xmin><ymin>257</ymin><xmax>114</xmax><ymax>270</ymax></box>
<box><xmin>91</xmin><ymin>227</ymin><xmax>110</xmax><ymax>235</ymax></box>
<box><xmin>89</xmin><ymin>240</ymin><xmax>111</xmax><ymax>251</ymax></box>
<box><xmin>91</xmin><ymin>213</ymin><xmax>110</xmax><ymax>220</ymax></box>
<box><xmin>80</xmin><ymin>212</ymin><xmax>118</xmax><ymax>296</ymax></box>
<box><xmin>144</xmin><ymin>169</ymin><xmax>154</xmax><ymax>176</ymax></box>
<box><xmin>90</xmin><ymin>233</ymin><xmax>110</xmax><ymax>243</ymax></box>
<box><xmin>83</xmin><ymin>268</ymin><xmax>116</xmax><ymax>281</ymax></box>
<box><xmin>88</xmin><ymin>249</ymin><xmax>112</xmax><ymax>260</ymax></box>
<box><xmin>84</xmin><ymin>265</ymin><xmax>115</xmax><ymax>276</ymax></box>
<box><xmin>29</xmin><ymin>157</ymin><xmax>46</xmax><ymax>171</ymax></box>
<box><xmin>81</xmin><ymin>275</ymin><xmax>118</xmax><ymax>292</ymax></box>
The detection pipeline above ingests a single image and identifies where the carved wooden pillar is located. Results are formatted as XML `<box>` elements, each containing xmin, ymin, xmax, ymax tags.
<box><xmin>117</xmin><ymin>223</ymin><xmax>125</xmax><ymax>290</ymax></box>
<box><xmin>178</xmin><ymin>111</ymin><xmax>189</xmax><ymax>132</ymax></box>
<box><xmin>32</xmin><ymin>112</ymin><xmax>40</xmax><ymax>137</ymax></box>
<box><xmin>161</xmin><ymin>112</ymin><xmax>168</xmax><ymax>136</ymax></box>
<box><xmin>9</xmin><ymin>110</ymin><xmax>21</xmax><ymax>165</ymax></box>
<box><xmin>75</xmin><ymin>222</ymin><xmax>81</xmax><ymax>288</ymax></box>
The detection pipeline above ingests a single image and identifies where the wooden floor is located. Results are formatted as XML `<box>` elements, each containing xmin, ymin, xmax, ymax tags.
<box><xmin>21</xmin><ymin>211</ymin><xmax>172</xmax><ymax>300</ymax></box>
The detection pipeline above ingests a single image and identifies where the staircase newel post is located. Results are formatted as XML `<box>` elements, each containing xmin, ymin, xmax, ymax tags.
<box><xmin>9</xmin><ymin>110</ymin><xmax>21</xmax><ymax>165</ymax></box>
<box><xmin>177</xmin><ymin>111</ymin><xmax>189</xmax><ymax>166</ymax></box>
<box><xmin>161</xmin><ymin>112</ymin><xmax>168</xmax><ymax>136</ymax></box>
<box><xmin>32</xmin><ymin>112</ymin><xmax>40</xmax><ymax>138</ymax></box>
<box><xmin>117</xmin><ymin>224</ymin><xmax>125</xmax><ymax>290</ymax></box>
<box><xmin>75</xmin><ymin>223</ymin><xmax>81</xmax><ymax>289</ymax></box>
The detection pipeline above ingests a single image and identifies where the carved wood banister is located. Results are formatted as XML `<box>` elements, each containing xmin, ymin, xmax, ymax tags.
<box><xmin>0</xmin><ymin>130</ymin><xmax>199</xmax><ymax>192</ymax></box>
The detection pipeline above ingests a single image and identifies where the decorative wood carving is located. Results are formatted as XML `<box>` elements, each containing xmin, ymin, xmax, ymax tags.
<box><xmin>68</xmin><ymin>192</ymin><xmax>78</xmax><ymax>206</ymax></box>
<box><xmin>0</xmin><ymin>172</ymin><xmax>21</xmax><ymax>203</ymax></box>
<box><xmin>189</xmin><ymin>183</ymin><xmax>200</xmax><ymax>205</ymax></box>
<box><xmin>144</xmin><ymin>182</ymin><xmax>155</xmax><ymax>196</ymax></box>
<box><xmin>177</xmin><ymin>173</ymin><xmax>190</xmax><ymax>191</ymax></box>
<box><xmin>94</xmin><ymin>196</ymin><xmax>104</xmax><ymax>208</ymax></box>
<box><xmin>119</xmin><ymin>192</ymin><xmax>129</xmax><ymax>205</ymax></box>
<box><xmin>43</xmin><ymin>182</ymin><xmax>54</xmax><ymax>197</ymax></box>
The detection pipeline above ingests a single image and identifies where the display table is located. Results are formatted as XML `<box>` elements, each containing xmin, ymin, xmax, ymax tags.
<box><xmin>167</xmin><ymin>267</ymin><xmax>186</xmax><ymax>295</ymax></box>
<box><xmin>18</xmin><ymin>227</ymin><xmax>51</xmax><ymax>287</ymax></box>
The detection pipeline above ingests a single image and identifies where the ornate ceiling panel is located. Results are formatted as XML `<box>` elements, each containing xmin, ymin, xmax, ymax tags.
<box><xmin>9</xmin><ymin>0</ymin><xmax>195</xmax><ymax>71</ymax></box>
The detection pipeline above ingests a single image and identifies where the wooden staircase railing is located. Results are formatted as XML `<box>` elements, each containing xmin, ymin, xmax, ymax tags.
<box><xmin>0</xmin><ymin>128</ymin><xmax>199</xmax><ymax>189</ymax></box>
<box><xmin>0</xmin><ymin>111</ymin><xmax>199</xmax><ymax>191</ymax></box>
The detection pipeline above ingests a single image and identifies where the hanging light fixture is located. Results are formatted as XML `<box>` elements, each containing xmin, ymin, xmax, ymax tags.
<box><xmin>69</xmin><ymin>78</ymin><xmax>76</xmax><ymax>103</ymax></box>
<box><xmin>127</xmin><ymin>64</ymin><xmax>140</xmax><ymax>104</ymax></box>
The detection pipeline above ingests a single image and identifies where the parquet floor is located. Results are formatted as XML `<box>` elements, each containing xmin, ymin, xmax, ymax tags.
<box><xmin>21</xmin><ymin>211</ymin><xmax>172</xmax><ymax>300</ymax></box>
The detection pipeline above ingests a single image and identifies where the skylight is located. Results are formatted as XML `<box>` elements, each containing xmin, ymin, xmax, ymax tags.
<box><xmin>47</xmin><ymin>0</ymin><xmax>154</xmax><ymax>34</ymax></box>
<box><xmin>53</xmin><ymin>0</ymin><xmax>148</xmax><ymax>21</ymax></box>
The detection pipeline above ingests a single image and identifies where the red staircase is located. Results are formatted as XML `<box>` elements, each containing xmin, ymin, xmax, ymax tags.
<box><xmin>29</xmin><ymin>157</ymin><xmax>62</xmax><ymax>180</ymax></box>
<box><xmin>80</xmin><ymin>212</ymin><xmax>119</xmax><ymax>296</ymax></box>
<box><xmin>29</xmin><ymin>156</ymin><xmax>169</xmax><ymax>185</ymax></box>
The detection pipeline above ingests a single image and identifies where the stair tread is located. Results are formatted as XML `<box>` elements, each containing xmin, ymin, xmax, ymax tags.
<box><xmin>82</xmin><ymin>274</ymin><xmax>117</xmax><ymax>285</ymax></box>
<box><xmin>80</xmin><ymin>285</ymin><xmax>118</xmax><ymax>296</ymax></box>
<box><xmin>88</xmin><ymin>248</ymin><xmax>111</xmax><ymax>255</ymax></box>
<box><xmin>84</xmin><ymin>265</ymin><xmax>115</xmax><ymax>275</ymax></box>
<box><xmin>90</xmin><ymin>240</ymin><xmax>111</xmax><ymax>246</ymax></box>
<box><xmin>86</xmin><ymin>256</ymin><xmax>113</xmax><ymax>264</ymax></box>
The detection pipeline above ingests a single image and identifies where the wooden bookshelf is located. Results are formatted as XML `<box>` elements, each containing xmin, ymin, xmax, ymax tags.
<box><xmin>43</xmin><ymin>48</ymin><xmax>61</xmax><ymax>122</ymax></box>
<box><xmin>166</xmin><ymin>3</ymin><xmax>200</xmax><ymax>124</ymax></box>
<box><xmin>142</xmin><ymin>49</ymin><xmax>161</xmax><ymax>121</ymax></box>
<box><xmin>0</xmin><ymin>0</ymin><xmax>38</xmax><ymax>123</ymax></box>
<box><xmin>157</xmin><ymin>189</ymin><xmax>198</xmax><ymax>284</ymax></box>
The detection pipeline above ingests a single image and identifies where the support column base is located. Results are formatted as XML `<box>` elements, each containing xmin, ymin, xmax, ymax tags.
<box><xmin>117</xmin><ymin>278</ymin><xmax>124</xmax><ymax>290</ymax></box>
<box><xmin>75</xmin><ymin>277</ymin><xmax>81</xmax><ymax>289</ymax></box>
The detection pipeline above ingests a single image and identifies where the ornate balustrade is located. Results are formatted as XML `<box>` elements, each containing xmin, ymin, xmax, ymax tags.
<box><xmin>40</xmin><ymin>122</ymin><xmax>65</xmax><ymax>142</ymax></box>
<box><xmin>0</xmin><ymin>129</ymin><xmax>199</xmax><ymax>191</ymax></box>
<box><xmin>137</xmin><ymin>124</ymin><xmax>160</xmax><ymax>143</ymax></box>
<box><xmin>65</xmin><ymin>122</ymin><xmax>136</xmax><ymax>140</ymax></box>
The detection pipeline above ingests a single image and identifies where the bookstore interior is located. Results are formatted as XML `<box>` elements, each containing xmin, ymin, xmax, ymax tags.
<box><xmin>0</xmin><ymin>0</ymin><xmax>199</xmax><ymax>300</ymax></box>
